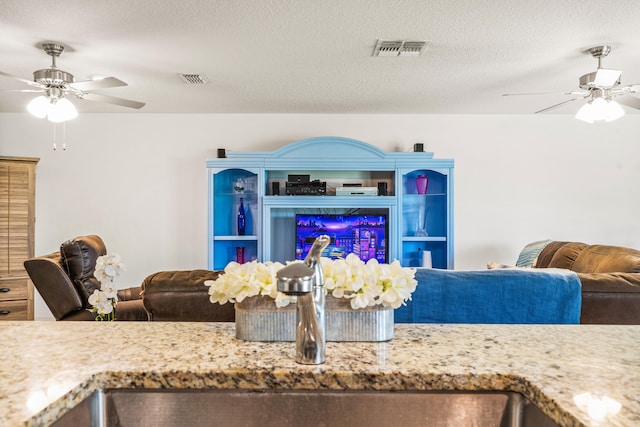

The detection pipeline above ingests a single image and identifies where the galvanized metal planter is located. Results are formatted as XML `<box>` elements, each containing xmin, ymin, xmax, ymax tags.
<box><xmin>235</xmin><ymin>295</ymin><xmax>394</xmax><ymax>342</ymax></box>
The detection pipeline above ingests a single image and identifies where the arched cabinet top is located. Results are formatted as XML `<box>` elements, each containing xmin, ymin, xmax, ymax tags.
<box><xmin>257</xmin><ymin>137</ymin><xmax>400</xmax><ymax>160</ymax></box>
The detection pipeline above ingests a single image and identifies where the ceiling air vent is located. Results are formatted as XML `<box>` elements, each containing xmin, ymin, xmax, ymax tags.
<box><xmin>373</xmin><ymin>40</ymin><xmax>429</xmax><ymax>57</ymax></box>
<box><xmin>179</xmin><ymin>73</ymin><xmax>210</xmax><ymax>84</ymax></box>
<box><xmin>374</xmin><ymin>40</ymin><xmax>403</xmax><ymax>56</ymax></box>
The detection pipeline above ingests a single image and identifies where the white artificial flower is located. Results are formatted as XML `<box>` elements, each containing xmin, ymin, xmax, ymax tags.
<box><xmin>94</xmin><ymin>253</ymin><xmax>125</xmax><ymax>283</ymax></box>
<box><xmin>88</xmin><ymin>289</ymin><xmax>107</xmax><ymax>306</ymax></box>
<box><xmin>350</xmin><ymin>292</ymin><xmax>371</xmax><ymax>309</ymax></box>
<box><xmin>96</xmin><ymin>300</ymin><xmax>114</xmax><ymax>315</ymax></box>
<box><xmin>104</xmin><ymin>264</ymin><xmax>117</xmax><ymax>277</ymax></box>
<box><xmin>100</xmin><ymin>282</ymin><xmax>119</xmax><ymax>302</ymax></box>
<box><xmin>376</xmin><ymin>260</ymin><xmax>418</xmax><ymax>308</ymax></box>
<box><xmin>88</xmin><ymin>289</ymin><xmax>115</xmax><ymax>316</ymax></box>
<box><xmin>274</xmin><ymin>292</ymin><xmax>295</xmax><ymax>308</ymax></box>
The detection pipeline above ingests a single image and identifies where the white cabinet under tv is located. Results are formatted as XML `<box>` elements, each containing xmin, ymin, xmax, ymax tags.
<box><xmin>206</xmin><ymin>136</ymin><xmax>454</xmax><ymax>270</ymax></box>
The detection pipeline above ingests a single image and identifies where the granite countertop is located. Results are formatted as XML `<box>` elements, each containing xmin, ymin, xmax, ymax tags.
<box><xmin>0</xmin><ymin>322</ymin><xmax>638</xmax><ymax>426</ymax></box>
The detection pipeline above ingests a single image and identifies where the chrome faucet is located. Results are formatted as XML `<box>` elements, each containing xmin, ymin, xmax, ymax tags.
<box><xmin>277</xmin><ymin>235</ymin><xmax>331</xmax><ymax>364</ymax></box>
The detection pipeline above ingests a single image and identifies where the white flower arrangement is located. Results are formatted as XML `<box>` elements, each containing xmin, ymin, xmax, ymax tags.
<box><xmin>205</xmin><ymin>253</ymin><xmax>417</xmax><ymax>310</ymax></box>
<box><xmin>88</xmin><ymin>253</ymin><xmax>125</xmax><ymax>321</ymax></box>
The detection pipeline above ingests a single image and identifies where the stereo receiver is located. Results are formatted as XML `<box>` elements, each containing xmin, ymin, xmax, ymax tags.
<box><xmin>285</xmin><ymin>180</ymin><xmax>327</xmax><ymax>195</ymax></box>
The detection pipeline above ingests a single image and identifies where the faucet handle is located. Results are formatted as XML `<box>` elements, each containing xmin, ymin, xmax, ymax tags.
<box><xmin>304</xmin><ymin>235</ymin><xmax>331</xmax><ymax>267</ymax></box>
<box><xmin>277</xmin><ymin>263</ymin><xmax>315</xmax><ymax>294</ymax></box>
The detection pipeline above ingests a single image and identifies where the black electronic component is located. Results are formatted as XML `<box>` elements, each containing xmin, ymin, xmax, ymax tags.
<box><xmin>285</xmin><ymin>179</ymin><xmax>327</xmax><ymax>195</ymax></box>
<box><xmin>377</xmin><ymin>182</ymin><xmax>387</xmax><ymax>196</ymax></box>
<box><xmin>287</xmin><ymin>174</ymin><xmax>310</xmax><ymax>183</ymax></box>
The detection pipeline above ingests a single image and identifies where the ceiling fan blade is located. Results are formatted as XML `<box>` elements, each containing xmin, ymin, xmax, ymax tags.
<box><xmin>617</xmin><ymin>95</ymin><xmax>640</xmax><ymax>110</ymax></box>
<box><xmin>79</xmin><ymin>92</ymin><xmax>145</xmax><ymax>109</ymax></box>
<box><xmin>503</xmin><ymin>90</ymin><xmax>589</xmax><ymax>97</ymax></box>
<box><xmin>0</xmin><ymin>70</ymin><xmax>43</xmax><ymax>88</ymax></box>
<box><xmin>70</xmin><ymin>77</ymin><xmax>127</xmax><ymax>91</ymax></box>
<box><xmin>534</xmin><ymin>97</ymin><xmax>585</xmax><ymax>114</ymax></box>
<box><xmin>9</xmin><ymin>89</ymin><xmax>44</xmax><ymax>93</ymax></box>
<box><xmin>619</xmin><ymin>84</ymin><xmax>640</xmax><ymax>94</ymax></box>
<box><xmin>594</xmin><ymin>69</ymin><xmax>622</xmax><ymax>87</ymax></box>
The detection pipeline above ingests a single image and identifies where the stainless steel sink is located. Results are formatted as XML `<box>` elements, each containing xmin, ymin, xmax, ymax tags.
<box><xmin>52</xmin><ymin>389</ymin><xmax>561</xmax><ymax>427</ymax></box>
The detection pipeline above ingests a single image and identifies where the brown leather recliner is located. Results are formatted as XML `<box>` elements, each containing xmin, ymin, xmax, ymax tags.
<box><xmin>533</xmin><ymin>241</ymin><xmax>640</xmax><ymax>324</ymax></box>
<box><xmin>24</xmin><ymin>235</ymin><xmax>148</xmax><ymax>321</ymax></box>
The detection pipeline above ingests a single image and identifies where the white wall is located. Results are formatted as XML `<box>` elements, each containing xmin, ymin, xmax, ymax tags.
<box><xmin>1</xmin><ymin>113</ymin><xmax>639</xmax><ymax>320</ymax></box>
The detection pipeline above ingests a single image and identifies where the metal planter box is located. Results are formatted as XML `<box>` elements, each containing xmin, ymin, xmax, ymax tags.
<box><xmin>235</xmin><ymin>295</ymin><xmax>393</xmax><ymax>342</ymax></box>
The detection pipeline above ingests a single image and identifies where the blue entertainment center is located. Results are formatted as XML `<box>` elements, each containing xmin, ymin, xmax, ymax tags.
<box><xmin>206</xmin><ymin>136</ymin><xmax>454</xmax><ymax>270</ymax></box>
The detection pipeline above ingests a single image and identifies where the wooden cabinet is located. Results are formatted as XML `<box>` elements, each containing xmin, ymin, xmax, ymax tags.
<box><xmin>207</xmin><ymin>137</ymin><xmax>453</xmax><ymax>270</ymax></box>
<box><xmin>0</xmin><ymin>156</ymin><xmax>39</xmax><ymax>320</ymax></box>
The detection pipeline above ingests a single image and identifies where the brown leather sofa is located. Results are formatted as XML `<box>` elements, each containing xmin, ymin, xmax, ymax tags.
<box><xmin>24</xmin><ymin>235</ymin><xmax>148</xmax><ymax>321</ymax></box>
<box><xmin>533</xmin><ymin>241</ymin><xmax>640</xmax><ymax>324</ymax></box>
<box><xmin>140</xmin><ymin>270</ymin><xmax>235</xmax><ymax>322</ymax></box>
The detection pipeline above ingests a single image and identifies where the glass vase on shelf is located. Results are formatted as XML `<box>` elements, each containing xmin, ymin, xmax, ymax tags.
<box><xmin>237</xmin><ymin>198</ymin><xmax>246</xmax><ymax>236</ymax></box>
<box><xmin>236</xmin><ymin>246</ymin><xmax>245</xmax><ymax>264</ymax></box>
<box><xmin>415</xmin><ymin>196</ymin><xmax>428</xmax><ymax>237</ymax></box>
<box><xmin>233</xmin><ymin>177</ymin><xmax>246</xmax><ymax>193</ymax></box>
<box><xmin>416</xmin><ymin>174</ymin><xmax>428</xmax><ymax>194</ymax></box>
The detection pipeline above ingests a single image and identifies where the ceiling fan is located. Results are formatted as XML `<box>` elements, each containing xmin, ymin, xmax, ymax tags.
<box><xmin>0</xmin><ymin>42</ymin><xmax>145</xmax><ymax>122</ymax></box>
<box><xmin>504</xmin><ymin>45</ymin><xmax>640</xmax><ymax>122</ymax></box>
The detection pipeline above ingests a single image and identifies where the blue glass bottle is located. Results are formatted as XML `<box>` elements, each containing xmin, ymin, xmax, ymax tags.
<box><xmin>237</xmin><ymin>198</ymin><xmax>246</xmax><ymax>235</ymax></box>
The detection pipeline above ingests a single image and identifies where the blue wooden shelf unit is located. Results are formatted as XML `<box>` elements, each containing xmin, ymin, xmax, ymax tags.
<box><xmin>206</xmin><ymin>136</ymin><xmax>454</xmax><ymax>270</ymax></box>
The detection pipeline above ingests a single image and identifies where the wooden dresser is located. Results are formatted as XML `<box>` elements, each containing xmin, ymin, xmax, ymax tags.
<box><xmin>0</xmin><ymin>156</ymin><xmax>39</xmax><ymax>320</ymax></box>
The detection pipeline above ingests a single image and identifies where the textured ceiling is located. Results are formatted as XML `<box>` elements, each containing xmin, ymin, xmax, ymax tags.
<box><xmin>1</xmin><ymin>0</ymin><xmax>639</xmax><ymax>115</ymax></box>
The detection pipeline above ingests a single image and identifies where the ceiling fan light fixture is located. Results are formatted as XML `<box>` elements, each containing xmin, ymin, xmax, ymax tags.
<box><xmin>590</xmin><ymin>97</ymin><xmax>608</xmax><ymax>117</ymax></box>
<box><xmin>604</xmin><ymin>100</ymin><xmax>625</xmax><ymax>122</ymax></box>
<box><xmin>47</xmin><ymin>98</ymin><xmax>78</xmax><ymax>123</ymax></box>
<box><xmin>27</xmin><ymin>95</ymin><xmax>53</xmax><ymax>118</ymax></box>
<box><xmin>575</xmin><ymin>97</ymin><xmax>625</xmax><ymax>123</ymax></box>
<box><xmin>575</xmin><ymin>102</ymin><xmax>595</xmax><ymax>123</ymax></box>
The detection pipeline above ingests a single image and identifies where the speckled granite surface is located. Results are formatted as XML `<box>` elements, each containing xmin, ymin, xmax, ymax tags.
<box><xmin>0</xmin><ymin>322</ymin><xmax>638</xmax><ymax>426</ymax></box>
